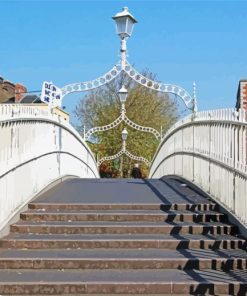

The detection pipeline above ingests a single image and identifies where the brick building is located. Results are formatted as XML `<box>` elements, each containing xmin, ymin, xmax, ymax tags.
<box><xmin>0</xmin><ymin>77</ymin><xmax>27</xmax><ymax>103</ymax></box>
<box><xmin>235</xmin><ymin>79</ymin><xmax>247</xmax><ymax>111</ymax></box>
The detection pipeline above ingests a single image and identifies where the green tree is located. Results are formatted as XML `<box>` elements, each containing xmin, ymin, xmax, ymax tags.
<box><xmin>75</xmin><ymin>71</ymin><xmax>178</xmax><ymax>177</ymax></box>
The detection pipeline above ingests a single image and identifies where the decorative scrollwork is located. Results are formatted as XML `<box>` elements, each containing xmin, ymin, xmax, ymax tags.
<box><xmin>97</xmin><ymin>150</ymin><xmax>124</xmax><ymax>166</ymax></box>
<box><xmin>123</xmin><ymin>115</ymin><xmax>160</xmax><ymax>139</ymax></box>
<box><xmin>61</xmin><ymin>64</ymin><xmax>122</xmax><ymax>97</ymax></box>
<box><xmin>123</xmin><ymin>62</ymin><xmax>194</xmax><ymax>110</ymax></box>
<box><xmin>59</xmin><ymin>59</ymin><xmax>195</xmax><ymax>111</ymax></box>
<box><xmin>97</xmin><ymin>148</ymin><xmax>150</xmax><ymax>167</ymax></box>
<box><xmin>85</xmin><ymin>110</ymin><xmax>160</xmax><ymax>141</ymax></box>
<box><xmin>125</xmin><ymin>150</ymin><xmax>150</xmax><ymax>166</ymax></box>
<box><xmin>85</xmin><ymin>115</ymin><xmax>122</xmax><ymax>140</ymax></box>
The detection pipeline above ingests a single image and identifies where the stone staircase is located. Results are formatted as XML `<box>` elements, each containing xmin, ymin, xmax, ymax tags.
<box><xmin>0</xmin><ymin>178</ymin><xmax>246</xmax><ymax>295</ymax></box>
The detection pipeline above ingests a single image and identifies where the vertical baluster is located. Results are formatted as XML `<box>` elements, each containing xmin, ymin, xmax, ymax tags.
<box><xmin>234</xmin><ymin>125</ymin><xmax>239</xmax><ymax>168</ymax></box>
<box><xmin>243</xmin><ymin>125</ymin><xmax>247</xmax><ymax>165</ymax></box>
<box><xmin>231</xmin><ymin>123</ymin><xmax>234</xmax><ymax>167</ymax></box>
<box><xmin>211</xmin><ymin>123</ymin><xmax>214</xmax><ymax>158</ymax></box>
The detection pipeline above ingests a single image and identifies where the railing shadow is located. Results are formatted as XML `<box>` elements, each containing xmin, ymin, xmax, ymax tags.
<box><xmin>185</xmin><ymin>268</ymin><xmax>247</xmax><ymax>295</ymax></box>
<box><xmin>160</xmin><ymin>177</ymin><xmax>207</xmax><ymax>204</ymax></box>
<box><xmin>142</xmin><ymin>179</ymin><xmax>172</xmax><ymax>205</ymax></box>
<box><xmin>143</xmin><ymin>177</ymin><xmax>247</xmax><ymax>293</ymax></box>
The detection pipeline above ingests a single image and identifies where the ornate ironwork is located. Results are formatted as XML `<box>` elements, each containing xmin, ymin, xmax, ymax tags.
<box><xmin>40</xmin><ymin>7</ymin><xmax>197</xmax><ymax>173</ymax></box>
<box><xmin>193</xmin><ymin>81</ymin><xmax>198</xmax><ymax>113</ymax></box>
<box><xmin>124</xmin><ymin>149</ymin><xmax>150</xmax><ymax>166</ymax></box>
<box><xmin>85</xmin><ymin>115</ymin><xmax>122</xmax><ymax>140</ymax></box>
<box><xmin>97</xmin><ymin>150</ymin><xmax>124</xmax><ymax>166</ymax></box>
<box><xmin>60</xmin><ymin>59</ymin><xmax>196</xmax><ymax>111</ymax></box>
<box><xmin>61</xmin><ymin>64</ymin><xmax>122</xmax><ymax>98</ymax></box>
<box><xmin>97</xmin><ymin>147</ymin><xmax>150</xmax><ymax>167</ymax></box>
<box><xmin>123</xmin><ymin>114</ymin><xmax>160</xmax><ymax>139</ymax></box>
<box><xmin>123</xmin><ymin>62</ymin><xmax>195</xmax><ymax>110</ymax></box>
<box><xmin>85</xmin><ymin>105</ymin><xmax>161</xmax><ymax>141</ymax></box>
<box><xmin>48</xmin><ymin>7</ymin><xmax>197</xmax><ymax>112</ymax></box>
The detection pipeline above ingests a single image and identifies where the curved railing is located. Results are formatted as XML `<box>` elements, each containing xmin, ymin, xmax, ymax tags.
<box><xmin>0</xmin><ymin>104</ymin><xmax>99</xmax><ymax>231</ymax></box>
<box><xmin>149</xmin><ymin>108</ymin><xmax>247</xmax><ymax>226</ymax></box>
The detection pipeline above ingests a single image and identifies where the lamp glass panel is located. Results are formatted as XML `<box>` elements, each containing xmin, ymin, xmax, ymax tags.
<box><xmin>122</xmin><ymin>130</ymin><xmax>128</xmax><ymax>141</ymax></box>
<box><xmin>119</xmin><ymin>92</ymin><xmax>127</xmax><ymax>102</ymax></box>
<box><xmin>115</xmin><ymin>16</ymin><xmax>128</xmax><ymax>35</ymax></box>
<box><xmin>126</xmin><ymin>18</ymin><xmax>134</xmax><ymax>36</ymax></box>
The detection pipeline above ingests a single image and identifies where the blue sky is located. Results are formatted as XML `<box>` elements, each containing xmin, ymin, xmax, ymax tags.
<box><xmin>1</xmin><ymin>0</ymin><xmax>247</xmax><ymax>123</ymax></box>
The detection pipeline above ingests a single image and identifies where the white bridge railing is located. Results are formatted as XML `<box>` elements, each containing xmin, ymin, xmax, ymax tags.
<box><xmin>149</xmin><ymin>108</ymin><xmax>247</xmax><ymax>226</ymax></box>
<box><xmin>0</xmin><ymin>104</ymin><xmax>99</xmax><ymax>231</ymax></box>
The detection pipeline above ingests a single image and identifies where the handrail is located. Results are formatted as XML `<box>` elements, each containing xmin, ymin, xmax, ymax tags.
<box><xmin>149</xmin><ymin>108</ymin><xmax>247</xmax><ymax>226</ymax></box>
<box><xmin>0</xmin><ymin>105</ymin><xmax>98</xmax><ymax>176</ymax></box>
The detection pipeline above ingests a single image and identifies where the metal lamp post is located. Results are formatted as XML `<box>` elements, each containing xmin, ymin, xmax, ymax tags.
<box><xmin>121</xmin><ymin>127</ymin><xmax>128</xmax><ymax>177</ymax></box>
<box><xmin>121</xmin><ymin>128</ymin><xmax>128</xmax><ymax>151</ymax></box>
<box><xmin>112</xmin><ymin>7</ymin><xmax>137</xmax><ymax>69</ymax></box>
<box><xmin>59</xmin><ymin>7</ymin><xmax>197</xmax><ymax>113</ymax></box>
<box><xmin>118</xmin><ymin>85</ymin><xmax>128</xmax><ymax>113</ymax></box>
<box><xmin>40</xmin><ymin>7</ymin><xmax>198</xmax><ymax>169</ymax></box>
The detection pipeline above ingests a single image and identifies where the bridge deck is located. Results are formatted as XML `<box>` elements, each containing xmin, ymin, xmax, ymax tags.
<box><xmin>32</xmin><ymin>177</ymin><xmax>211</xmax><ymax>205</ymax></box>
<box><xmin>0</xmin><ymin>177</ymin><xmax>246</xmax><ymax>295</ymax></box>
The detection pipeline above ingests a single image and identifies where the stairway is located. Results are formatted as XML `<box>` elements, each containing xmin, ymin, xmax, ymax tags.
<box><xmin>0</xmin><ymin>177</ymin><xmax>246</xmax><ymax>295</ymax></box>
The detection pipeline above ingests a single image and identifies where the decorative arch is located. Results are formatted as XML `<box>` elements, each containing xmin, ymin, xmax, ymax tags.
<box><xmin>60</xmin><ymin>61</ymin><xmax>196</xmax><ymax>111</ymax></box>
<box><xmin>97</xmin><ymin>149</ymin><xmax>150</xmax><ymax>167</ymax></box>
<box><xmin>61</xmin><ymin>64</ymin><xmax>122</xmax><ymax>97</ymax></box>
<box><xmin>123</xmin><ymin>62</ymin><xmax>195</xmax><ymax>110</ymax></box>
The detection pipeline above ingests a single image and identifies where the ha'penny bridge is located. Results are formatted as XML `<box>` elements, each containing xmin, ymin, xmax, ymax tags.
<box><xmin>0</xmin><ymin>7</ymin><xmax>246</xmax><ymax>296</ymax></box>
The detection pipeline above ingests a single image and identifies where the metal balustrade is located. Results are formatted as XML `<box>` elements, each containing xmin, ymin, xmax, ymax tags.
<box><xmin>1</xmin><ymin>105</ymin><xmax>247</xmax><ymax>231</ymax></box>
<box><xmin>0</xmin><ymin>104</ymin><xmax>49</xmax><ymax>119</ymax></box>
<box><xmin>149</xmin><ymin>108</ymin><xmax>247</xmax><ymax>226</ymax></box>
<box><xmin>0</xmin><ymin>105</ymin><xmax>99</xmax><ymax>232</ymax></box>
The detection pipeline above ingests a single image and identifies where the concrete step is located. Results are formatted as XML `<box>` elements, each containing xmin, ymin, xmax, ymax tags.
<box><xmin>0</xmin><ymin>248</ymin><xmax>246</xmax><ymax>270</ymax></box>
<box><xmin>28</xmin><ymin>202</ymin><xmax>219</xmax><ymax>212</ymax></box>
<box><xmin>0</xmin><ymin>269</ymin><xmax>246</xmax><ymax>295</ymax></box>
<box><xmin>11</xmin><ymin>295</ymin><xmax>232</xmax><ymax>296</ymax></box>
<box><xmin>0</xmin><ymin>177</ymin><xmax>246</xmax><ymax>295</ymax></box>
<box><xmin>20</xmin><ymin>210</ymin><xmax>227</xmax><ymax>223</ymax></box>
<box><xmin>3</xmin><ymin>257</ymin><xmax>245</xmax><ymax>270</ymax></box>
<box><xmin>0</xmin><ymin>233</ymin><xmax>245</xmax><ymax>249</ymax></box>
<box><xmin>1</xmin><ymin>248</ymin><xmax>246</xmax><ymax>259</ymax></box>
<box><xmin>10</xmin><ymin>221</ymin><xmax>237</xmax><ymax>235</ymax></box>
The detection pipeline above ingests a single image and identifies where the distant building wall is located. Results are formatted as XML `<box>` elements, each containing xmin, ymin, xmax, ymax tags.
<box><xmin>15</xmin><ymin>83</ymin><xmax>27</xmax><ymax>103</ymax></box>
<box><xmin>0</xmin><ymin>80</ymin><xmax>15</xmax><ymax>103</ymax></box>
<box><xmin>0</xmin><ymin>77</ymin><xmax>27</xmax><ymax>103</ymax></box>
<box><xmin>236</xmin><ymin>79</ymin><xmax>247</xmax><ymax>111</ymax></box>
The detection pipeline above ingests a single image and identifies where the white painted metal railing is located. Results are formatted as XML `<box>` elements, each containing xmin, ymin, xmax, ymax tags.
<box><xmin>0</xmin><ymin>104</ymin><xmax>99</xmax><ymax>231</ymax></box>
<box><xmin>0</xmin><ymin>104</ymin><xmax>50</xmax><ymax>119</ymax></box>
<box><xmin>149</xmin><ymin>108</ymin><xmax>247</xmax><ymax>226</ymax></box>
